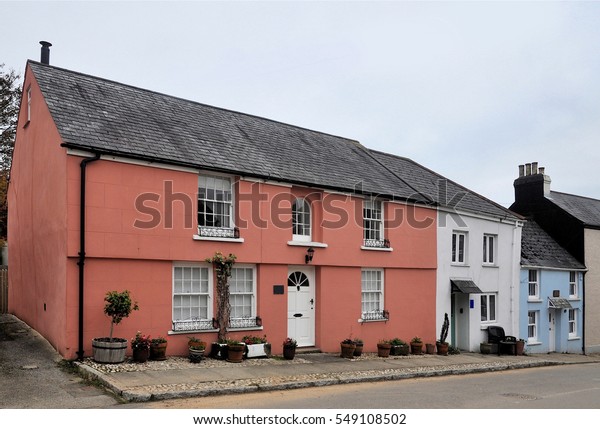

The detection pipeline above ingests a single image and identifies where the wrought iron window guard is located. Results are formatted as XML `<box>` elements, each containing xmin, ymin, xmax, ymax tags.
<box><xmin>363</xmin><ymin>238</ymin><xmax>391</xmax><ymax>248</ymax></box>
<box><xmin>173</xmin><ymin>316</ymin><xmax>262</xmax><ymax>332</ymax></box>
<box><xmin>361</xmin><ymin>310</ymin><xmax>389</xmax><ymax>322</ymax></box>
<box><xmin>198</xmin><ymin>226</ymin><xmax>240</xmax><ymax>239</ymax></box>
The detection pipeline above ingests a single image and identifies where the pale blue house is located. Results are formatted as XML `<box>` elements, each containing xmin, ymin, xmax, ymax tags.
<box><xmin>520</xmin><ymin>220</ymin><xmax>585</xmax><ymax>354</ymax></box>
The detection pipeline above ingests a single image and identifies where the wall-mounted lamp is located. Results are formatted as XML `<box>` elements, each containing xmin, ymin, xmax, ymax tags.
<box><xmin>305</xmin><ymin>247</ymin><xmax>315</xmax><ymax>264</ymax></box>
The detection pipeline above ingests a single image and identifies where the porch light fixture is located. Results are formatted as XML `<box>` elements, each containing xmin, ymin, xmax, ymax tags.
<box><xmin>305</xmin><ymin>247</ymin><xmax>315</xmax><ymax>264</ymax></box>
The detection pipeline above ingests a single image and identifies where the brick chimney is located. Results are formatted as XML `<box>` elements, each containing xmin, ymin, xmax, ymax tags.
<box><xmin>511</xmin><ymin>162</ymin><xmax>551</xmax><ymax>214</ymax></box>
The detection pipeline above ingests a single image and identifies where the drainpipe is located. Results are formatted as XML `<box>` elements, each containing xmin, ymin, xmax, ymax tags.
<box><xmin>76</xmin><ymin>153</ymin><xmax>101</xmax><ymax>360</ymax></box>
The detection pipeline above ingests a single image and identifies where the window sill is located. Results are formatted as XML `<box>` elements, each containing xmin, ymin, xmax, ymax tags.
<box><xmin>193</xmin><ymin>235</ymin><xmax>244</xmax><ymax>243</ymax></box>
<box><xmin>569</xmin><ymin>298</ymin><xmax>581</xmax><ymax>302</ymax></box>
<box><xmin>568</xmin><ymin>336</ymin><xmax>581</xmax><ymax>341</ymax></box>
<box><xmin>482</xmin><ymin>264</ymin><xmax>499</xmax><ymax>268</ymax></box>
<box><xmin>451</xmin><ymin>263</ymin><xmax>470</xmax><ymax>267</ymax></box>
<box><xmin>358</xmin><ymin>318</ymin><xmax>389</xmax><ymax>324</ymax></box>
<box><xmin>527</xmin><ymin>299</ymin><xmax>542</xmax><ymax>303</ymax></box>
<box><xmin>169</xmin><ymin>328</ymin><xmax>219</xmax><ymax>335</ymax></box>
<box><xmin>360</xmin><ymin>246</ymin><xmax>393</xmax><ymax>252</ymax></box>
<box><xmin>287</xmin><ymin>240</ymin><xmax>328</xmax><ymax>248</ymax></box>
<box><xmin>479</xmin><ymin>322</ymin><xmax>498</xmax><ymax>330</ymax></box>
<box><xmin>527</xmin><ymin>340</ymin><xmax>541</xmax><ymax>346</ymax></box>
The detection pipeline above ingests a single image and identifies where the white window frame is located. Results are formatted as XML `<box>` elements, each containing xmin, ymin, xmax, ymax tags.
<box><xmin>480</xmin><ymin>294</ymin><xmax>496</xmax><ymax>323</ymax></box>
<box><xmin>361</xmin><ymin>269</ymin><xmax>385</xmax><ymax>320</ymax></box>
<box><xmin>483</xmin><ymin>234</ymin><xmax>497</xmax><ymax>265</ymax></box>
<box><xmin>528</xmin><ymin>270</ymin><xmax>539</xmax><ymax>300</ymax></box>
<box><xmin>363</xmin><ymin>199</ymin><xmax>384</xmax><ymax>245</ymax></box>
<box><xmin>528</xmin><ymin>311</ymin><xmax>538</xmax><ymax>341</ymax></box>
<box><xmin>568</xmin><ymin>309</ymin><xmax>577</xmax><ymax>338</ymax></box>
<box><xmin>452</xmin><ymin>231</ymin><xmax>468</xmax><ymax>264</ymax></box>
<box><xmin>172</xmin><ymin>263</ymin><xmax>212</xmax><ymax>331</ymax></box>
<box><xmin>229</xmin><ymin>265</ymin><xmax>257</xmax><ymax>326</ymax></box>
<box><xmin>292</xmin><ymin>198</ymin><xmax>311</xmax><ymax>242</ymax></box>
<box><xmin>569</xmin><ymin>272</ymin><xmax>578</xmax><ymax>298</ymax></box>
<box><xmin>197</xmin><ymin>174</ymin><xmax>234</xmax><ymax>232</ymax></box>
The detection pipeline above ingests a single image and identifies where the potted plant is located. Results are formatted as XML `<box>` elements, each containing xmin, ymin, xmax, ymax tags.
<box><xmin>188</xmin><ymin>343</ymin><xmax>206</xmax><ymax>363</ymax></box>
<box><xmin>480</xmin><ymin>342</ymin><xmax>493</xmax><ymax>354</ymax></box>
<box><xmin>377</xmin><ymin>339</ymin><xmax>392</xmax><ymax>357</ymax></box>
<box><xmin>149</xmin><ymin>336</ymin><xmax>168</xmax><ymax>360</ymax></box>
<box><xmin>188</xmin><ymin>336</ymin><xmax>207</xmax><ymax>350</ymax></box>
<box><xmin>340</xmin><ymin>338</ymin><xmax>356</xmax><ymax>359</ymax></box>
<box><xmin>226</xmin><ymin>338</ymin><xmax>246</xmax><ymax>363</ymax></box>
<box><xmin>436</xmin><ymin>313</ymin><xmax>450</xmax><ymax>356</ymax></box>
<box><xmin>131</xmin><ymin>331</ymin><xmax>151</xmax><ymax>363</ymax></box>
<box><xmin>242</xmin><ymin>335</ymin><xmax>271</xmax><ymax>358</ymax></box>
<box><xmin>353</xmin><ymin>338</ymin><xmax>364</xmax><ymax>357</ymax></box>
<box><xmin>283</xmin><ymin>337</ymin><xmax>297</xmax><ymax>360</ymax></box>
<box><xmin>390</xmin><ymin>338</ymin><xmax>409</xmax><ymax>356</ymax></box>
<box><xmin>92</xmin><ymin>290</ymin><xmax>139</xmax><ymax>363</ymax></box>
<box><xmin>516</xmin><ymin>338</ymin><xmax>526</xmax><ymax>356</ymax></box>
<box><xmin>410</xmin><ymin>336</ymin><xmax>423</xmax><ymax>355</ymax></box>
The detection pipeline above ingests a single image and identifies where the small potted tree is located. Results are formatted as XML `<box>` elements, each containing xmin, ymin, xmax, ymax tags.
<box><xmin>226</xmin><ymin>338</ymin><xmax>246</xmax><ymax>363</ymax></box>
<box><xmin>92</xmin><ymin>290</ymin><xmax>139</xmax><ymax>363</ymax></box>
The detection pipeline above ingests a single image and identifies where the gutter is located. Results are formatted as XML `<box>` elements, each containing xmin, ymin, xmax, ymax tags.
<box><xmin>76</xmin><ymin>153</ymin><xmax>100</xmax><ymax>360</ymax></box>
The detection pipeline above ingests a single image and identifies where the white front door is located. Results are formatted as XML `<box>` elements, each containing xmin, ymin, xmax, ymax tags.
<box><xmin>548</xmin><ymin>309</ymin><xmax>556</xmax><ymax>352</ymax></box>
<box><xmin>287</xmin><ymin>266</ymin><xmax>315</xmax><ymax>347</ymax></box>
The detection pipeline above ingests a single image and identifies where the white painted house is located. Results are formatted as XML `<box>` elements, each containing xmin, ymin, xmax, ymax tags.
<box><xmin>372</xmin><ymin>151</ymin><xmax>523</xmax><ymax>351</ymax></box>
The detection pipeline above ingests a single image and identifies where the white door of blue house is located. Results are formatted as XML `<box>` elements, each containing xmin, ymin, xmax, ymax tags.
<box><xmin>287</xmin><ymin>266</ymin><xmax>315</xmax><ymax>347</ymax></box>
<box><xmin>548</xmin><ymin>309</ymin><xmax>556</xmax><ymax>352</ymax></box>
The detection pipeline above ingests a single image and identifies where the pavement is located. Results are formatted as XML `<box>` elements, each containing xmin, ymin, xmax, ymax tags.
<box><xmin>2</xmin><ymin>313</ymin><xmax>600</xmax><ymax>406</ymax></box>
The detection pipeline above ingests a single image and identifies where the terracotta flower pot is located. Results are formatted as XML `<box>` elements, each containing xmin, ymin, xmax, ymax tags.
<box><xmin>150</xmin><ymin>342</ymin><xmax>167</xmax><ymax>361</ymax></box>
<box><xmin>410</xmin><ymin>341</ymin><xmax>423</xmax><ymax>355</ymax></box>
<box><xmin>340</xmin><ymin>342</ymin><xmax>356</xmax><ymax>359</ymax></box>
<box><xmin>353</xmin><ymin>343</ymin><xmax>364</xmax><ymax>357</ymax></box>
<box><xmin>377</xmin><ymin>343</ymin><xmax>392</xmax><ymax>357</ymax></box>
<box><xmin>436</xmin><ymin>342</ymin><xmax>448</xmax><ymax>356</ymax></box>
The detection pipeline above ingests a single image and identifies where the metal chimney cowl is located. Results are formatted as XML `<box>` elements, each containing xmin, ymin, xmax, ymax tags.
<box><xmin>40</xmin><ymin>41</ymin><xmax>52</xmax><ymax>65</ymax></box>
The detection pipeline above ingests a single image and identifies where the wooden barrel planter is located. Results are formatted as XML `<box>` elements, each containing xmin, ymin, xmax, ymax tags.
<box><xmin>92</xmin><ymin>338</ymin><xmax>128</xmax><ymax>363</ymax></box>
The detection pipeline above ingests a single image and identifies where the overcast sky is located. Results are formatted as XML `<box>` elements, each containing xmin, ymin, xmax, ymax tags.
<box><xmin>3</xmin><ymin>1</ymin><xmax>600</xmax><ymax>208</ymax></box>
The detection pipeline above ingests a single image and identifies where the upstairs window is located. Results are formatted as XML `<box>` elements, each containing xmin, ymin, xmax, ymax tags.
<box><xmin>528</xmin><ymin>270</ymin><xmax>539</xmax><ymax>299</ymax></box>
<box><xmin>292</xmin><ymin>198</ymin><xmax>311</xmax><ymax>242</ymax></box>
<box><xmin>569</xmin><ymin>272</ymin><xmax>578</xmax><ymax>298</ymax></box>
<box><xmin>198</xmin><ymin>175</ymin><xmax>234</xmax><ymax>238</ymax></box>
<box><xmin>483</xmin><ymin>234</ymin><xmax>496</xmax><ymax>265</ymax></box>
<box><xmin>363</xmin><ymin>200</ymin><xmax>388</xmax><ymax>248</ymax></box>
<box><xmin>452</xmin><ymin>231</ymin><xmax>467</xmax><ymax>264</ymax></box>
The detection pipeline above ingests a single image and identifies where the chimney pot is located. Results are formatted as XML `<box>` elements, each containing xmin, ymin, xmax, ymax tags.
<box><xmin>539</xmin><ymin>167</ymin><xmax>545</xmax><ymax>175</ymax></box>
<box><xmin>525</xmin><ymin>163</ymin><xmax>532</xmax><ymax>176</ymax></box>
<box><xmin>40</xmin><ymin>41</ymin><xmax>52</xmax><ymax>65</ymax></box>
<box><xmin>518</xmin><ymin>165</ymin><xmax>525</xmax><ymax>177</ymax></box>
<box><xmin>532</xmin><ymin>162</ymin><xmax>538</xmax><ymax>174</ymax></box>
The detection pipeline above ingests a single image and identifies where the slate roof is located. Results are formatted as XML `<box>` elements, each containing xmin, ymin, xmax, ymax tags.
<box><xmin>521</xmin><ymin>219</ymin><xmax>585</xmax><ymax>269</ymax></box>
<box><xmin>370</xmin><ymin>150</ymin><xmax>520</xmax><ymax>220</ymax></box>
<box><xmin>28</xmin><ymin>61</ymin><xmax>518</xmax><ymax>219</ymax></box>
<box><xmin>28</xmin><ymin>61</ymin><xmax>423</xmax><ymax>202</ymax></box>
<box><xmin>548</xmin><ymin>191</ymin><xmax>600</xmax><ymax>228</ymax></box>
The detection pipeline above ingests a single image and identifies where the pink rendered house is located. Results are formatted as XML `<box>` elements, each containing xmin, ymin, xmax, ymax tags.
<box><xmin>9</xmin><ymin>56</ymin><xmax>439</xmax><ymax>360</ymax></box>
